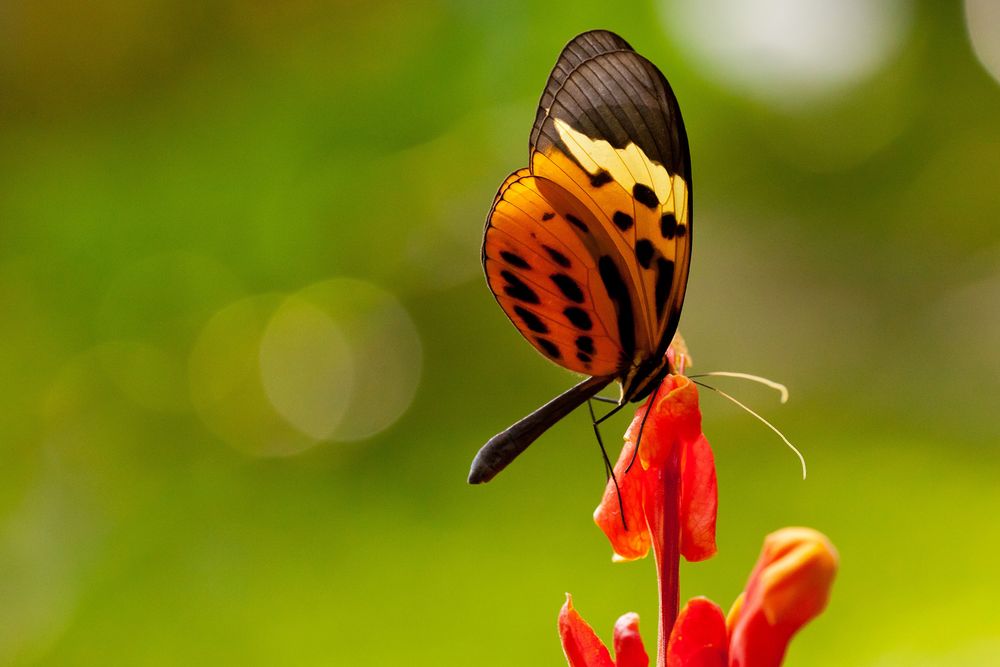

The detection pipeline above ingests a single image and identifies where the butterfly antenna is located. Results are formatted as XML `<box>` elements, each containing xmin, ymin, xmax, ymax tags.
<box><xmin>625</xmin><ymin>380</ymin><xmax>662</xmax><ymax>474</ymax></box>
<box><xmin>691</xmin><ymin>379</ymin><xmax>807</xmax><ymax>479</ymax></box>
<box><xmin>688</xmin><ymin>371</ymin><xmax>788</xmax><ymax>403</ymax></box>
<box><xmin>589</xmin><ymin>399</ymin><xmax>628</xmax><ymax>532</ymax></box>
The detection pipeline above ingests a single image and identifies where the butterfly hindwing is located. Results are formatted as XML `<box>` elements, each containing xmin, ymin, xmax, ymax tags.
<box><xmin>483</xmin><ymin>170</ymin><xmax>626</xmax><ymax>377</ymax></box>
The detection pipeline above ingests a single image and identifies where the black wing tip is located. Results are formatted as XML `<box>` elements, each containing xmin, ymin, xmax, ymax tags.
<box><xmin>529</xmin><ymin>29</ymin><xmax>638</xmax><ymax>154</ymax></box>
<box><xmin>534</xmin><ymin>46</ymin><xmax>692</xmax><ymax>179</ymax></box>
<box><xmin>564</xmin><ymin>29</ymin><xmax>635</xmax><ymax>53</ymax></box>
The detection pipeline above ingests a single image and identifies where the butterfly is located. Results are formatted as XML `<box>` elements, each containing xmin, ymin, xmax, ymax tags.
<box><xmin>469</xmin><ymin>30</ymin><xmax>693</xmax><ymax>484</ymax></box>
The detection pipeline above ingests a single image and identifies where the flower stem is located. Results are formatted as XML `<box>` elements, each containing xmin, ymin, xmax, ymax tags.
<box><xmin>648</xmin><ymin>441</ymin><xmax>681</xmax><ymax>667</ymax></box>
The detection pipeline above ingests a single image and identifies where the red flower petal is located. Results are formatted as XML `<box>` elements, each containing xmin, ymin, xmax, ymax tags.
<box><xmin>665</xmin><ymin>597</ymin><xmax>728</xmax><ymax>667</ymax></box>
<box><xmin>594</xmin><ymin>375</ymin><xmax>717</xmax><ymax>564</ymax></box>
<box><xmin>559</xmin><ymin>595</ymin><xmax>615</xmax><ymax>667</ymax></box>
<box><xmin>679</xmin><ymin>434</ymin><xmax>718</xmax><ymax>562</ymax></box>
<box><xmin>593</xmin><ymin>435</ymin><xmax>650</xmax><ymax>561</ymax></box>
<box><xmin>613</xmin><ymin>612</ymin><xmax>650</xmax><ymax>667</ymax></box>
<box><xmin>637</xmin><ymin>376</ymin><xmax>703</xmax><ymax>469</ymax></box>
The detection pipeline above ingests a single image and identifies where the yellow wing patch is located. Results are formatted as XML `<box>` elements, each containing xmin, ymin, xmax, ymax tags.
<box><xmin>554</xmin><ymin>118</ymin><xmax>674</xmax><ymax>206</ymax></box>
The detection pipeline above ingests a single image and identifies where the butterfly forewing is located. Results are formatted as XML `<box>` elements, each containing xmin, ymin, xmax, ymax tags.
<box><xmin>528</xmin><ymin>40</ymin><xmax>692</xmax><ymax>399</ymax></box>
<box><xmin>529</xmin><ymin>30</ymin><xmax>634</xmax><ymax>152</ymax></box>
<box><xmin>483</xmin><ymin>170</ymin><xmax>625</xmax><ymax>377</ymax></box>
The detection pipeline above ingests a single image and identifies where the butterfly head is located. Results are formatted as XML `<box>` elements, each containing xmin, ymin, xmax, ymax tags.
<box><xmin>620</xmin><ymin>332</ymin><xmax>691</xmax><ymax>403</ymax></box>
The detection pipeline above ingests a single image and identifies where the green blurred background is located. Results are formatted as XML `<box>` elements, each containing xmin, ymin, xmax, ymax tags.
<box><xmin>2</xmin><ymin>0</ymin><xmax>999</xmax><ymax>664</ymax></box>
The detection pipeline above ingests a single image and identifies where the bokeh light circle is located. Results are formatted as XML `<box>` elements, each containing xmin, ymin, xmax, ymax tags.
<box><xmin>260</xmin><ymin>278</ymin><xmax>422</xmax><ymax>442</ymax></box>
<box><xmin>258</xmin><ymin>297</ymin><xmax>355</xmax><ymax>441</ymax></box>
<box><xmin>965</xmin><ymin>0</ymin><xmax>1000</xmax><ymax>85</ymax></box>
<box><xmin>189</xmin><ymin>294</ymin><xmax>320</xmax><ymax>458</ymax></box>
<box><xmin>659</xmin><ymin>0</ymin><xmax>913</xmax><ymax>108</ymax></box>
<box><xmin>191</xmin><ymin>279</ymin><xmax>422</xmax><ymax>457</ymax></box>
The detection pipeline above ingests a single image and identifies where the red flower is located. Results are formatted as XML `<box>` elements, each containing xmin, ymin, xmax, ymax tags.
<box><xmin>592</xmin><ymin>373</ymin><xmax>718</xmax><ymax>661</ymax></box>
<box><xmin>559</xmin><ymin>528</ymin><xmax>838</xmax><ymax>667</ymax></box>
<box><xmin>563</xmin><ymin>360</ymin><xmax>838</xmax><ymax>667</ymax></box>
<box><xmin>593</xmin><ymin>374</ymin><xmax>718</xmax><ymax>563</ymax></box>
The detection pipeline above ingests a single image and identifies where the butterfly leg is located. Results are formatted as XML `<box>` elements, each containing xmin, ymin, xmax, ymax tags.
<box><xmin>590</xmin><ymin>395</ymin><xmax>618</xmax><ymax>405</ymax></box>
<box><xmin>593</xmin><ymin>401</ymin><xmax>626</xmax><ymax>425</ymax></box>
<box><xmin>625</xmin><ymin>380</ymin><xmax>663</xmax><ymax>474</ymax></box>
<box><xmin>587</xmin><ymin>399</ymin><xmax>616</xmax><ymax>481</ymax></box>
<box><xmin>588</xmin><ymin>399</ymin><xmax>628</xmax><ymax>532</ymax></box>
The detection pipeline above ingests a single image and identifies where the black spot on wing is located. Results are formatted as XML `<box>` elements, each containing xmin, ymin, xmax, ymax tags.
<box><xmin>514</xmin><ymin>306</ymin><xmax>548</xmax><ymax>334</ymax></box>
<box><xmin>612</xmin><ymin>211</ymin><xmax>634</xmax><ymax>231</ymax></box>
<box><xmin>563</xmin><ymin>306</ymin><xmax>593</xmax><ymax>330</ymax></box>
<box><xmin>500</xmin><ymin>251</ymin><xmax>530</xmax><ymax>269</ymax></box>
<box><xmin>676</xmin><ymin>222</ymin><xmax>687</xmax><ymax>237</ymax></box>
<box><xmin>635</xmin><ymin>239</ymin><xmax>654</xmax><ymax>269</ymax></box>
<box><xmin>550</xmin><ymin>273</ymin><xmax>584</xmax><ymax>303</ymax></box>
<box><xmin>633</xmin><ymin>183</ymin><xmax>659</xmax><ymax>209</ymax></box>
<box><xmin>565</xmin><ymin>213</ymin><xmax>589</xmax><ymax>233</ymax></box>
<box><xmin>575</xmin><ymin>335</ymin><xmax>594</xmax><ymax>354</ymax></box>
<box><xmin>576</xmin><ymin>352</ymin><xmax>592</xmax><ymax>363</ymax></box>
<box><xmin>589</xmin><ymin>169</ymin><xmax>613</xmax><ymax>187</ymax></box>
<box><xmin>501</xmin><ymin>270</ymin><xmax>540</xmax><ymax>304</ymax></box>
<box><xmin>654</xmin><ymin>257</ymin><xmax>675</xmax><ymax>318</ymax></box>
<box><xmin>542</xmin><ymin>212</ymin><xmax>555</xmax><ymax>221</ymax></box>
<box><xmin>542</xmin><ymin>245</ymin><xmax>571</xmax><ymax>268</ymax></box>
<box><xmin>535</xmin><ymin>337</ymin><xmax>561</xmax><ymax>359</ymax></box>
<box><xmin>598</xmin><ymin>256</ymin><xmax>635</xmax><ymax>365</ymax></box>
<box><xmin>660</xmin><ymin>212</ymin><xmax>677</xmax><ymax>239</ymax></box>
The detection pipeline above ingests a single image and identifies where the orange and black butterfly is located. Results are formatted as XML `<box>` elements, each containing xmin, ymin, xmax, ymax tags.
<box><xmin>469</xmin><ymin>30</ymin><xmax>692</xmax><ymax>484</ymax></box>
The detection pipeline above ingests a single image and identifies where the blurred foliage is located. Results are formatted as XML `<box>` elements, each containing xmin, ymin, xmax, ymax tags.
<box><xmin>1</xmin><ymin>0</ymin><xmax>998</xmax><ymax>665</ymax></box>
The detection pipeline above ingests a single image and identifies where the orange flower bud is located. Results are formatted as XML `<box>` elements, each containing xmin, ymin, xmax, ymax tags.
<box><xmin>728</xmin><ymin>528</ymin><xmax>839</xmax><ymax>667</ymax></box>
